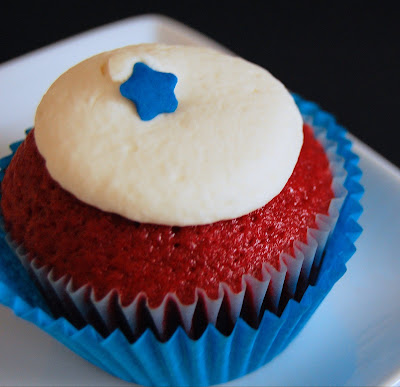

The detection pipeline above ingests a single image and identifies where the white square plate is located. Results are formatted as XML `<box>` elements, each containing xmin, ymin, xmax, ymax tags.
<box><xmin>1</xmin><ymin>14</ymin><xmax>400</xmax><ymax>387</ymax></box>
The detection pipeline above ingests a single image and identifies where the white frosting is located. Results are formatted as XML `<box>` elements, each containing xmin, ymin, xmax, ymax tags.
<box><xmin>34</xmin><ymin>44</ymin><xmax>303</xmax><ymax>226</ymax></box>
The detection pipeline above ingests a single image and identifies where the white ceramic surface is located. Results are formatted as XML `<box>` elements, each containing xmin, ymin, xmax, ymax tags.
<box><xmin>1</xmin><ymin>14</ymin><xmax>400</xmax><ymax>387</ymax></box>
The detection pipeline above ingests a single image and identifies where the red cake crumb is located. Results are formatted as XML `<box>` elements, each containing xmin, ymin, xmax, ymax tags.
<box><xmin>1</xmin><ymin>124</ymin><xmax>333</xmax><ymax>308</ymax></box>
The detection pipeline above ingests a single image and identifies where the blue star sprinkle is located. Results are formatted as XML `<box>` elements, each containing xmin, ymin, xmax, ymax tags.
<box><xmin>120</xmin><ymin>62</ymin><xmax>178</xmax><ymax>121</ymax></box>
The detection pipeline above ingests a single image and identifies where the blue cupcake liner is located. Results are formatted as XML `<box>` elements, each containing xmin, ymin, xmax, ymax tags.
<box><xmin>0</xmin><ymin>94</ymin><xmax>363</xmax><ymax>386</ymax></box>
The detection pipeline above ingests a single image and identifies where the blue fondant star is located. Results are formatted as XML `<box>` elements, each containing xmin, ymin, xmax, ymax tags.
<box><xmin>120</xmin><ymin>62</ymin><xmax>178</xmax><ymax>121</ymax></box>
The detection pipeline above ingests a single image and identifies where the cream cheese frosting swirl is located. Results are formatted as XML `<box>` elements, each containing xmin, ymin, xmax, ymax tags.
<box><xmin>34</xmin><ymin>44</ymin><xmax>303</xmax><ymax>226</ymax></box>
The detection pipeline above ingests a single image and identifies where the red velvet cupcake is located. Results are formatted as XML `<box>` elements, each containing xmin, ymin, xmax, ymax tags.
<box><xmin>0</xmin><ymin>44</ymin><xmax>358</xmax><ymax>386</ymax></box>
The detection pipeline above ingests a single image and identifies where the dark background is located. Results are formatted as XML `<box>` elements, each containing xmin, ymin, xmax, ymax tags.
<box><xmin>1</xmin><ymin>1</ymin><xmax>399</xmax><ymax>168</ymax></box>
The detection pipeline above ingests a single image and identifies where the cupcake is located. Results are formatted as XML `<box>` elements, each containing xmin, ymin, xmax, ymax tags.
<box><xmin>0</xmin><ymin>44</ymin><xmax>363</xmax><ymax>386</ymax></box>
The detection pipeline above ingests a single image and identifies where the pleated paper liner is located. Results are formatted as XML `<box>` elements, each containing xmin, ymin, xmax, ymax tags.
<box><xmin>0</xmin><ymin>94</ymin><xmax>364</xmax><ymax>386</ymax></box>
